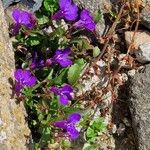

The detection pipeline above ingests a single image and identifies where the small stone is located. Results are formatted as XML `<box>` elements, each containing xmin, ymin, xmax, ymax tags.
<box><xmin>135</xmin><ymin>42</ymin><xmax>150</xmax><ymax>63</ymax></box>
<box><xmin>117</xmin><ymin>123</ymin><xmax>126</xmax><ymax>136</ymax></box>
<box><xmin>122</xmin><ymin>118</ymin><xmax>131</xmax><ymax>127</ymax></box>
<box><xmin>141</xmin><ymin>0</ymin><xmax>150</xmax><ymax>29</ymax></box>
<box><xmin>125</xmin><ymin>31</ymin><xmax>150</xmax><ymax>51</ymax></box>
<box><xmin>128</xmin><ymin>69</ymin><xmax>136</xmax><ymax>77</ymax></box>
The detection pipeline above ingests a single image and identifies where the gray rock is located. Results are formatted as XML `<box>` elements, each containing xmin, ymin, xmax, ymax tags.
<box><xmin>129</xmin><ymin>64</ymin><xmax>150</xmax><ymax>150</ymax></box>
<box><xmin>0</xmin><ymin>1</ymin><xmax>31</xmax><ymax>149</ymax></box>
<box><xmin>73</xmin><ymin>0</ymin><xmax>111</xmax><ymax>36</ymax></box>
<box><xmin>141</xmin><ymin>0</ymin><xmax>150</xmax><ymax>30</ymax></box>
<box><xmin>2</xmin><ymin>0</ymin><xmax>43</xmax><ymax>12</ymax></box>
<box><xmin>135</xmin><ymin>42</ymin><xmax>150</xmax><ymax>63</ymax></box>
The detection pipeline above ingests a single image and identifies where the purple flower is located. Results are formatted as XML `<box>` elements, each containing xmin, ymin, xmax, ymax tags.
<box><xmin>54</xmin><ymin>112</ymin><xmax>81</xmax><ymax>139</ymax></box>
<box><xmin>52</xmin><ymin>0</ymin><xmax>78</xmax><ymax>21</ymax></box>
<box><xmin>30</xmin><ymin>52</ymin><xmax>45</xmax><ymax>70</ymax></box>
<box><xmin>47</xmin><ymin>48</ymin><xmax>72</xmax><ymax>68</ymax></box>
<box><xmin>12</xmin><ymin>9</ymin><xmax>36</xmax><ymax>33</ymax></box>
<box><xmin>74</xmin><ymin>9</ymin><xmax>96</xmax><ymax>31</ymax></box>
<box><xmin>50</xmin><ymin>84</ymin><xmax>73</xmax><ymax>105</ymax></box>
<box><xmin>14</xmin><ymin>69</ymin><xmax>37</xmax><ymax>93</ymax></box>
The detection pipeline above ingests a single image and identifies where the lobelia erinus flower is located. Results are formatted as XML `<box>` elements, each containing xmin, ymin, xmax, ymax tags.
<box><xmin>52</xmin><ymin>0</ymin><xmax>78</xmax><ymax>21</ymax></box>
<box><xmin>11</xmin><ymin>9</ymin><xmax>36</xmax><ymax>34</ymax></box>
<box><xmin>74</xmin><ymin>9</ymin><xmax>96</xmax><ymax>31</ymax></box>
<box><xmin>30</xmin><ymin>51</ymin><xmax>45</xmax><ymax>70</ymax></box>
<box><xmin>46</xmin><ymin>48</ymin><xmax>72</xmax><ymax>68</ymax></box>
<box><xmin>54</xmin><ymin>112</ymin><xmax>81</xmax><ymax>139</ymax></box>
<box><xmin>14</xmin><ymin>69</ymin><xmax>37</xmax><ymax>93</ymax></box>
<box><xmin>50</xmin><ymin>84</ymin><xmax>73</xmax><ymax>105</ymax></box>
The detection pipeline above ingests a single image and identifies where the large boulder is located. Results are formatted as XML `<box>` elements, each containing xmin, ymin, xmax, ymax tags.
<box><xmin>0</xmin><ymin>1</ymin><xmax>31</xmax><ymax>149</ymax></box>
<box><xmin>141</xmin><ymin>0</ymin><xmax>150</xmax><ymax>30</ymax></box>
<box><xmin>129</xmin><ymin>64</ymin><xmax>150</xmax><ymax>150</ymax></box>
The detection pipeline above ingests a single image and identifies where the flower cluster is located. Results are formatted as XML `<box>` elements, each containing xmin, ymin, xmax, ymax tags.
<box><xmin>12</xmin><ymin>0</ymin><xmax>97</xmax><ymax>142</ymax></box>
<box><xmin>52</xmin><ymin>0</ymin><xmax>96</xmax><ymax>31</ymax></box>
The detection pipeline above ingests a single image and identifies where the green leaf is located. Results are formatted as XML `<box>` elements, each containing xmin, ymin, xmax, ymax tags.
<box><xmin>44</xmin><ymin>0</ymin><xmax>58</xmax><ymax>13</ymax></box>
<box><xmin>36</xmin><ymin>13</ymin><xmax>49</xmax><ymax>25</ymax></box>
<box><xmin>75</xmin><ymin>58</ymin><xmax>86</xmax><ymax>66</ymax></box>
<box><xmin>93</xmin><ymin>46</ymin><xmax>101</xmax><ymax>57</ymax></box>
<box><xmin>91</xmin><ymin>118</ymin><xmax>106</xmax><ymax>132</ymax></box>
<box><xmin>83</xmin><ymin>143</ymin><xmax>95</xmax><ymax>150</ymax></box>
<box><xmin>94</xmin><ymin>10</ymin><xmax>102</xmax><ymax>23</ymax></box>
<box><xmin>26</xmin><ymin>36</ymin><xmax>41</xmax><ymax>46</ymax></box>
<box><xmin>40</xmin><ymin>127</ymin><xmax>52</xmax><ymax>146</ymax></box>
<box><xmin>67</xmin><ymin>63</ymin><xmax>81</xmax><ymax>85</ymax></box>
<box><xmin>68</xmin><ymin>59</ymin><xmax>86</xmax><ymax>85</ymax></box>
<box><xmin>86</xmin><ymin>127</ymin><xmax>96</xmax><ymax>138</ymax></box>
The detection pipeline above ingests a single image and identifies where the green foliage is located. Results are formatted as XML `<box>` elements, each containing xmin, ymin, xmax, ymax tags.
<box><xmin>93</xmin><ymin>10</ymin><xmax>102</xmax><ymax>23</ymax></box>
<box><xmin>25</xmin><ymin>35</ymin><xmax>41</xmax><ymax>46</ymax></box>
<box><xmin>44</xmin><ymin>0</ymin><xmax>59</xmax><ymax>13</ymax></box>
<box><xmin>68</xmin><ymin>59</ymin><xmax>86</xmax><ymax>85</ymax></box>
<box><xmin>12</xmin><ymin>0</ymin><xmax>107</xmax><ymax>149</ymax></box>
<box><xmin>36</xmin><ymin>13</ymin><xmax>49</xmax><ymax>25</ymax></box>
<box><xmin>93</xmin><ymin>46</ymin><xmax>101</xmax><ymax>57</ymax></box>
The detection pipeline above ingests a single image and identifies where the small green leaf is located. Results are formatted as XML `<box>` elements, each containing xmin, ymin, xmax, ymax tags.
<box><xmin>83</xmin><ymin>143</ymin><xmax>95</xmax><ymax>150</ymax></box>
<box><xmin>86</xmin><ymin>127</ymin><xmax>96</xmax><ymax>138</ymax></box>
<box><xmin>94</xmin><ymin>10</ymin><xmax>102</xmax><ymax>23</ymax></box>
<box><xmin>36</xmin><ymin>13</ymin><xmax>49</xmax><ymax>25</ymax></box>
<box><xmin>26</xmin><ymin>36</ymin><xmax>41</xmax><ymax>46</ymax></box>
<box><xmin>44</xmin><ymin>0</ymin><xmax>58</xmax><ymax>13</ymax></box>
<box><xmin>68</xmin><ymin>63</ymin><xmax>80</xmax><ymax>85</ymax></box>
<box><xmin>68</xmin><ymin>59</ymin><xmax>86</xmax><ymax>85</ymax></box>
<box><xmin>91</xmin><ymin>118</ymin><xmax>106</xmax><ymax>132</ymax></box>
<box><xmin>93</xmin><ymin>46</ymin><xmax>100</xmax><ymax>57</ymax></box>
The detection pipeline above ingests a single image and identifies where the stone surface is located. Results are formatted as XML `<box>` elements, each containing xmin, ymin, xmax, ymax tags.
<box><xmin>125</xmin><ymin>31</ymin><xmax>150</xmax><ymax>63</ymax></box>
<box><xmin>135</xmin><ymin>42</ymin><xmax>150</xmax><ymax>63</ymax></box>
<box><xmin>0</xmin><ymin>1</ymin><xmax>31</xmax><ymax>149</ymax></box>
<box><xmin>141</xmin><ymin>0</ymin><xmax>150</xmax><ymax>30</ymax></box>
<box><xmin>129</xmin><ymin>64</ymin><xmax>150</xmax><ymax>150</ymax></box>
<box><xmin>125</xmin><ymin>31</ymin><xmax>150</xmax><ymax>49</ymax></box>
<box><xmin>73</xmin><ymin>0</ymin><xmax>111</xmax><ymax>36</ymax></box>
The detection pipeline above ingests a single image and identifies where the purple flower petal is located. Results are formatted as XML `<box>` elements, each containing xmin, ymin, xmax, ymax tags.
<box><xmin>14</xmin><ymin>69</ymin><xmax>37</xmax><ymax>93</ymax></box>
<box><xmin>60</xmin><ymin>95</ymin><xmax>69</xmax><ymax>105</ymax></box>
<box><xmin>53</xmin><ymin>48</ymin><xmax>72</xmax><ymax>68</ymax></box>
<box><xmin>52</xmin><ymin>10</ymin><xmax>64</xmax><ymax>20</ymax></box>
<box><xmin>55</xmin><ymin>48</ymin><xmax>71</xmax><ymax>56</ymax></box>
<box><xmin>68</xmin><ymin>113</ymin><xmax>81</xmax><ymax>123</ymax></box>
<box><xmin>50</xmin><ymin>87</ymin><xmax>59</xmax><ymax>95</ymax></box>
<box><xmin>12</xmin><ymin>9</ymin><xmax>36</xmax><ymax>30</ymax></box>
<box><xmin>25</xmin><ymin>76</ymin><xmax>37</xmax><ymax>86</ymax></box>
<box><xmin>74</xmin><ymin>9</ymin><xmax>96</xmax><ymax>31</ymax></box>
<box><xmin>15</xmin><ymin>69</ymin><xmax>23</xmax><ymax>81</ymax></box>
<box><xmin>67</xmin><ymin>125</ymin><xmax>80</xmax><ymax>139</ymax></box>
<box><xmin>59</xmin><ymin>0</ymin><xmax>71</xmax><ymax>10</ymax></box>
<box><xmin>56</xmin><ymin>58</ymin><xmax>72</xmax><ymax>67</ymax></box>
<box><xmin>30</xmin><ymin>52</ymin><xmax>45</xmax><ymax>70</ymax></box>
<box><xmin>61</xmin><ymin>84</ymin><xmax>73</xmax><ymax>99</ymax></box>
<box><xmin>54</xmin><ymin>121</ymin><xmax>67</xmax><ymax>130</ymax></box>
<box><xmin>53</xmin><ymin>0</ymin><xmax>78</xmax><ymax>21</ymax></box>
<box><xmin>63</xmin><ymin>2</ymin><xmax>78</xmax><ymax>21</ymax></box>
<box><xmin>53</xmin><ymin>112</ymin><xmax>81</xmax><ymax>140</ymax></box>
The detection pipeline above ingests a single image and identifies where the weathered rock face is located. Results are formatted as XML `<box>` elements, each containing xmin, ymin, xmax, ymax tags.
<box><xmin>73</xmin><ymin>0</ymin><xmax>111</xmax><ymax>36</ymax></box>
<box><xmin>129</xmin><ymin>64</ymin><xmax>150</xmax><ymax>150</ymax></box>
<box><xmin>0</xmin><ymin>1</ymin><xmax>31</xmax><ymax>149</ymax></box>
<box><xmin>141</xmin><ymin>0</ymin><xmax>150</xmax><ymax>30</ymax></box>
<box><xmin>125</xmin><ymin>31</ymin><xmax>150</xmax><ymax>63</ymax></box>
